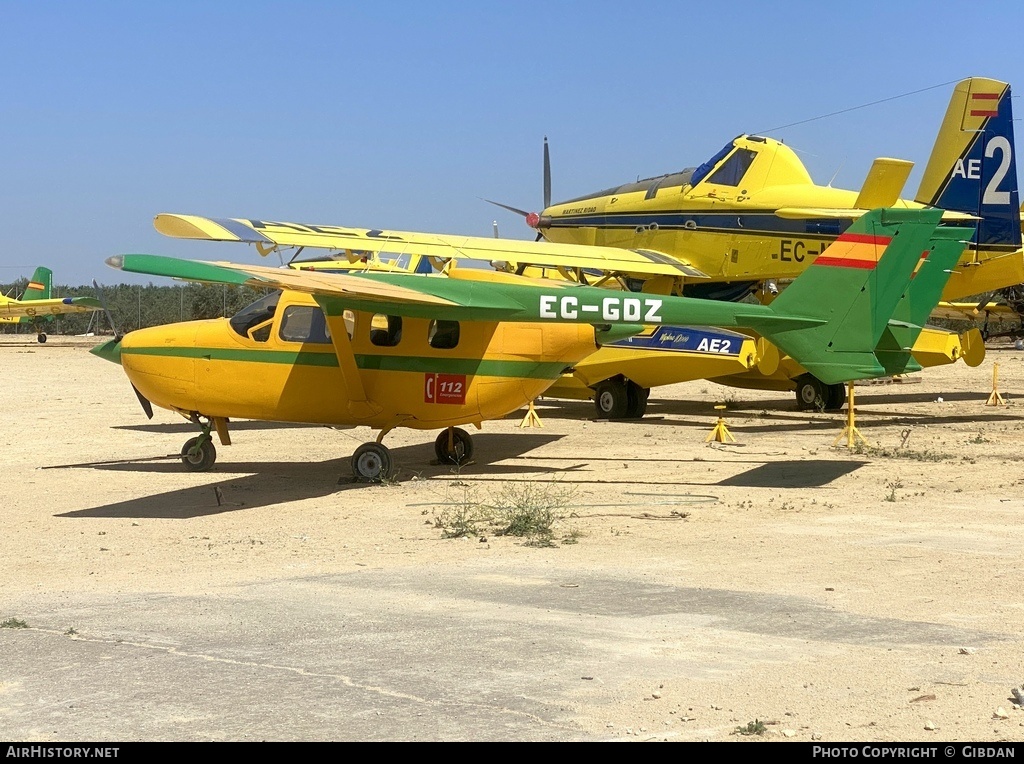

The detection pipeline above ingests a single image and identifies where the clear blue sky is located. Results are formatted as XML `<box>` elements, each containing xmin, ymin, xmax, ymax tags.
<box><xmin>1</xmin><ymin>1</ymin><xmax>1023</xmax><ymax>285</ymax></box>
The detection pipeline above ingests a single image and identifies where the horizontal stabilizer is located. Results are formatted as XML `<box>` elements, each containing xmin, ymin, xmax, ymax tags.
<box><xmin>854</xmin><ymin>158</ymin><xmax>913</xmax><ymax>209</ymax></box>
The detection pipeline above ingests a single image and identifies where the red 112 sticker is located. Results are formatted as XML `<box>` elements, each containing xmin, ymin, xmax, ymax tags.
<box><xmin>424</xmin><ymin>373</ymin><xmax>467</xmax><ymax>404</ymax></box>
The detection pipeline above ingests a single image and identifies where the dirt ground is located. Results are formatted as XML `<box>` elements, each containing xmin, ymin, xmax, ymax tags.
<box><xmin>4</xmin><ymin>333</ymin><xmax>1024</xmax><ymax>742</ymax></box>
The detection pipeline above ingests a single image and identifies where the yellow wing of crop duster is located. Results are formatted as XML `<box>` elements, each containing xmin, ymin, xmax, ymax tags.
<box><xmin>153</xmin><ymin>213</ymin><xmax>706</xmax><ymax>279</ymax></box>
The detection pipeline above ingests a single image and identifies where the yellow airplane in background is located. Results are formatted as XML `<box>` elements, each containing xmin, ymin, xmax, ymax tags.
<box><xmin>93</xmin><ymin>209</ymin><xmax>966</xmax><ymax>480</ymax></box>
<box><xmin>1</xmin><ymin>267</ymin><xmax>102</xmax><ymax>343</ymax></box>
<box><xmin>495</xmin><ymin>77</ymin><xmax>1021</xmax><ymax>304</ymax></box>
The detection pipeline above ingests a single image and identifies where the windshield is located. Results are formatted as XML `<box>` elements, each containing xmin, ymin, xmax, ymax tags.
<box><xmin>690</xmin><ymin>140</ymin><xmax>736</xmax><ymax>187</ymax></box>
<box><xmin>229</xmin><ymin>291</ymin><xmax>280</xmax><ymax>338</ymax></box>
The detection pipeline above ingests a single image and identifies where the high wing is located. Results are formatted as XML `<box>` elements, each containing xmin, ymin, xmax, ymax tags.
<box><xmin>153</xmin><ymin>213</ymin><xmax>707</xmax><ymax>279</ymax></box>
<box><xmin>0</xmin><ymin>296</ymin><xmax>102</xmax><ymax>319</ymax></box>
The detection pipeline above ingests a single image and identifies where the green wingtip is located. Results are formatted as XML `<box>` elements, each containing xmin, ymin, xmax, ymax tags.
<box><xmin>90</xmin><ymin>338</ymin><xmax>122</xmax><ymax>365</ymax></box>
<box><xmin>110</xmin><ymin>254</ymin><xmax>252</xmax><ymax>286</ymax></box>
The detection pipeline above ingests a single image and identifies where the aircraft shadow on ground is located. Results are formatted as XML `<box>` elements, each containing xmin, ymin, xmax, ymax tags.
<box><xmin>714</xmin><ymin>459</ymin><xmax>862</xmax><ymax>488</ymax></box>
<box><xmin>456</xmin><ymin>458</ymin><xmax>863</xmax><ymax>489</ymax></box>
<box><xmin>54</xmin><ymin>433</ymin><xmax>567</xmax><ymax>520</ymax></box>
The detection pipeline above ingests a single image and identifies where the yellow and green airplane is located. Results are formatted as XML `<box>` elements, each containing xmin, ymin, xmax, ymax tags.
<box><xmin>0</xmin><ymin>267</ymin><xmax>102</xmax><ymax>343</ymax></box>
<box><xmin>92</xmin><ymin>208</ymin><xmax>966</xmax><ymax>481</ymax></box>
<box><xmin>497</xmin><ymin>77</ymin><xmax>1020</xmax><ymax>303</ymax></box>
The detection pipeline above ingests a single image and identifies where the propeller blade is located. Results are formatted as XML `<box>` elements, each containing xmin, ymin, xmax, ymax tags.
<box><xmin>482</xmin><ymin>198</ymin><xmax>531</xmax><ymax>218</ymax></box>
<box><xmin>132</xmin><ymin>383</ymin><xmax>154</xmax><ymax>419</ymax></box>
<box><xmin>543</xmin><ymin>136</ymin><xmax>551</xmax><ymax>209</ymax></box>
<box><xmin>92</xmin><ymin>280</ymin><xmax>122</xmax><ymax>341</ymax></box>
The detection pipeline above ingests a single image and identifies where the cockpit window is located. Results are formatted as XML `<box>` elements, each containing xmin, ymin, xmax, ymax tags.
<box><xmin>229</xmin><ymin>291</ymin><xmax>280</xmax><ymax>340</ymax></box>
<box><xmin>690</xmin><ymin>141</ymin><xmax>735</xmax><ymax>186</ymax></box>
<box><xmin>279</xmin><ymin>306</ymin><xmax>331</xmax><ymax>344</ymax></box>
<box><xmin>705</xmin><ymin>148</ymin><xmax>756</xmax><ymax>186</ymax></box>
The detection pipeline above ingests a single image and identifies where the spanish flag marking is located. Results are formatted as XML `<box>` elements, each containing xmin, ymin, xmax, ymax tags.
<box><xmin>909</xmin><ymin>250</ymin><xmax>930</xmax><ymax>280</ymax></box>
<box><xmin>26</xmin><ymin>281</ymin><xmax>45</xmax><ymax>291</ymax></box>
<box><xmin>814</xmin><ymin>233</ymin><xmax>892</xmax><ymax>269</ymax></box>
<box><xmin>970</xmin><ymin>91</ymin><xmax>1000</xmax><ymax>118</ymax></box>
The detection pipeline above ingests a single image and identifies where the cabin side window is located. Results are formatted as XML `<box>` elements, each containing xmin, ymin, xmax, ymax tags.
<box><xmin>369</xmin><ymin>314</ymin><xmax>403</xmax><ymax>347</ymax></box>
<box><xmin>428</xmin><ymin>319</ymin><xmax>460</xmax><ymax>350</ymax></box>
<box><xmin>278</xmin><ymin>306</ymin><xmax>331</xmax><ymax>344</ymax></box>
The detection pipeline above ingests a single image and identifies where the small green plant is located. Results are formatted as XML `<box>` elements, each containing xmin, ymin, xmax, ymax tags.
<box><xmin>970</xmin><ymin>431</ymin><xmax>990</xmax><ymax>444</ymax></box>
<box><xmin>857</xmin><ymin>444</ymin><xmax>948</xmax><ymax>462</ymax></box>
<box><xmin>885</xmin><ymin>477</ymin><xmax>904</xmax><ymax>502</ymax></box>
<box><xmin>735</xmin><ymin>719</ymin><xmax>766</xmax><ymax>736</ymax></box>
<box><xmin>434</xmin><ymin>480</ymin><xmax>577</xmax><ymax>546</ymax></box>
<box><xmin>433</xmin><ymin>484</ymin><xmax>489</xmax><ymax>538</ymax></box>
<box><xmin>491</xmin><ymin>481</ymin><xmax>576</xmax><ymax>547</ymax></box>
<box><xmin>64</xmin><ymin>627</ymin><xmax>78</xmax><ymax>636</ymax></box>
<box><xmin>561</xmin><ymin>528</ymin><xmax>583</xmax><ymax>545</ymax></box>
<box><xmin>1</xmin><ymin>618</ymin><xmax>28</xmax><ymax>629</ymax></box>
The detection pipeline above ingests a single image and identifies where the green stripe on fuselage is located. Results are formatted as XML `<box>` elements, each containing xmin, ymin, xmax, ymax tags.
<box><xmin>120</xmin><ymin>346</ymin><xmax>567</xmax><ymax>379</ymax></box>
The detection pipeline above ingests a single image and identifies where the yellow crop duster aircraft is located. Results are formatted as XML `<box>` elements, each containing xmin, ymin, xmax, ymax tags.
<box><xmin>93</xmin><ymin>208</ymin><xmax>968</xmax><ymax>481</ymax></box>
<box><xmin>494</xmin><ymin>77</ymin><xmax>1021</xmax><ymax>305</ymax></box>
<box><xmin>0</xmin><ymin>267</ymin><xmax>102</xmax><ymax>343</ymax></box>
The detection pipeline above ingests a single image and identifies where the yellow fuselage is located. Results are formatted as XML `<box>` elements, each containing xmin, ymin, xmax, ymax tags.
<box><xmin>118</xmin><ymin>291</ymin><xmax>597</xmax><ymax>432</ymax></box>
<box><xmin>538</xmin><ymin>136</ymin><xmax>1023</xmax><ymax>300</ymax></box>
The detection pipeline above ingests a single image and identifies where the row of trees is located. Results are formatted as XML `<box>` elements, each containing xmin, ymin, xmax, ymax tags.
<box><xmin>1</xmin><ymin>279</ymin><xmax>269</xmax><ymax>336</ymax></box>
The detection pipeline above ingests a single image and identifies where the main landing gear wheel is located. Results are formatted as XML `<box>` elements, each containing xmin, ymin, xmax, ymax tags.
<box><xmin>434</xmin><ymin>428</ymin><xmax>474</xmax><ymax>466</ymax></box>
<box><xmin>595</xmin><ymin>378</ymin><xmax>629</xmax><ymax>418</ymax></box>
<box><xmin>795</xmin><ymin>374</ymin><xmax>846</xmax><ymax>412</ymax></box>
<box><xmin>626</xmin><ymin>381</ymin><xmax>649</xmax><ymax>419</ymax></box>
<box><xmin>794</xmin><ymin>374</ymin><xmax>828</xmax><ymax>411</ymax></box>
<box><xmin>37</xmin><ymin>333</ymin><xmax>47</xmax><ymax>344</ymax></box>
<box><xmin>351</xmin><ymin>442</ymin><xmax>394</xmax><ymax>482</ymax></box>
<box><xmin>595</xmin><ymin>378</ymin><xmax>648</xmax><ymax>419</ymax></box>
<box><xmin>824</xmin><ymin>382</ymin><xmax>846</xmax><ymax>412</ymax></box>
<box><xmin>180</xmin><ymin>436</ymin><xmax>217</xmax><ymax>472</ymax></box>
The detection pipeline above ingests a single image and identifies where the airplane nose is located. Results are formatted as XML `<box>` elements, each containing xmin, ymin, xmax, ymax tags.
<box><xmin>90</xmin><ymin>337</ymin><xmax>122</xmax><ymax>365</ymax></box>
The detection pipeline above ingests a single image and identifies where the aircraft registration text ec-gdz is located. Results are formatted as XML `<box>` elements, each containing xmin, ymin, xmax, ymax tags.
<box><xmin>538</xmin><ymin>295</ymin><xmax>664</xmax><ymax>323</ymax></box>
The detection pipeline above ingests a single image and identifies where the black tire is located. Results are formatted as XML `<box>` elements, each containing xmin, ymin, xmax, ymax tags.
<box><xmin>351</xmin><ymin>442</ymin><xmax>394</xmax><ymax>482</ymax></box>
<box><xmin>625</xmin><ymin>381</ymin><xmax>649</xmax><ymax>418</ymax></box>
<box><xmin>180</xmin><ymin>436</ymin><xmax>216</xmax><ymax>472</ymax></box>
<box><xmin>594</xmin><ymin>378</ymin><xmax>629</xmax><ymax>419</ymax></box>
<box><xmin>434</xmin><ymin>428</ymin><xmax>474</xmax><ymax>465</ymax></box>
<box><xmin>794</xmin><ymin>374</ymin><xmax>827</xmax><ymax>411</ymax></box>
<box><xmin>824</xmin><ymin>383</ymin><xmax>847</xmax><ymax>411</ymax></box>
<box><xmin>37</xmin><ymin>333</ymin><xmax>47</xmax><ymax>344</ymax></box>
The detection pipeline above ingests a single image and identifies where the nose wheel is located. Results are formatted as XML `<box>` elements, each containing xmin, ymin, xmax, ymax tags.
<box><xmin>181</xmin><ymin>435</ymin><xmax>217</xmax><ymax>471</ymax></box>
